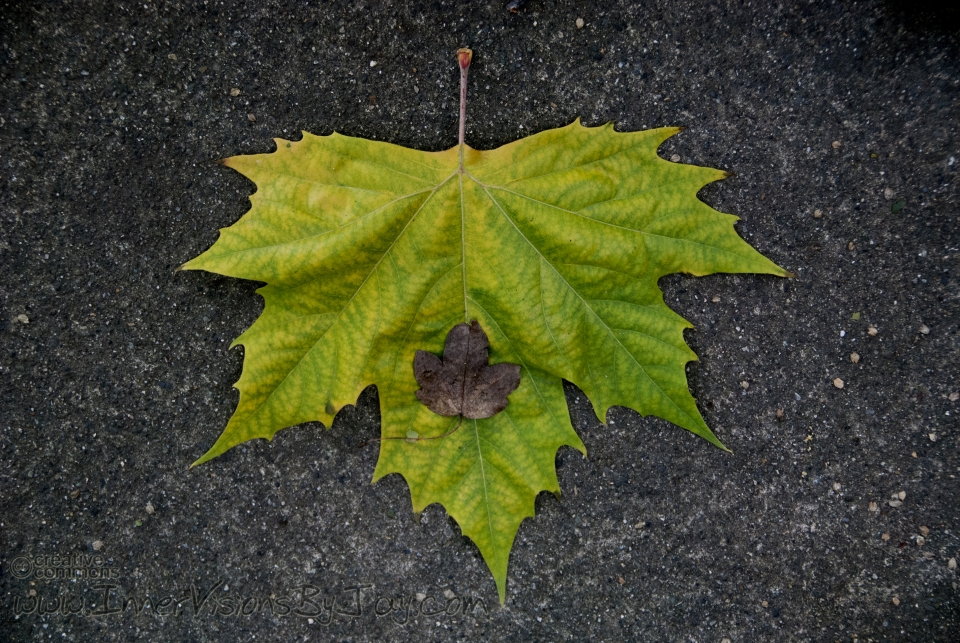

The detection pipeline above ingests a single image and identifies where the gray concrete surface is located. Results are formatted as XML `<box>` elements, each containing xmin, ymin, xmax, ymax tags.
<box><xmin>1</xmin><ymin>1</ymin><xmax>958</xmax><ymax>641</ymax></box>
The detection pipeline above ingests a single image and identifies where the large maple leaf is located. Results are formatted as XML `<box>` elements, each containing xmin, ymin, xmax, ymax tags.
<box><xmin>182</xmin><ymin>50</ymin><xmax>788</xmax><ymax>602</ymax></box>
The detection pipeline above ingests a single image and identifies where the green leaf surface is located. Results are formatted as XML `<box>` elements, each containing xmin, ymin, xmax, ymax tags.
<box><xmin>183</xmin><ymin>119</ymin><xmax>788</xmax><ymax>602</ymax></box>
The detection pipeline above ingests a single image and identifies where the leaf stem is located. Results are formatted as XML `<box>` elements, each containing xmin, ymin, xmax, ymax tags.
<box><xmin>457</xmin><ymin>48</ymin><xmax>472</xmax><ymax>173</ymax></box>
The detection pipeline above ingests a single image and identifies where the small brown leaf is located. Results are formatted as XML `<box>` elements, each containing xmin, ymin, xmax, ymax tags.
<box><xmin>414</xmin><ymin>321</ymin><xmax>521</xmax><ymax>420</ymax></box>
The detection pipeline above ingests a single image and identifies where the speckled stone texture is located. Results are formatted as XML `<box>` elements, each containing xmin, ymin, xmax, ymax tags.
<box><xmin>1</xmin><ymin>1</ymin><xmax>958</xmax><ymax>641</ymax></box>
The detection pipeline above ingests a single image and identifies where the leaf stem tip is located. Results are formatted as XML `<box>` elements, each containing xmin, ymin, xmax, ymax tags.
<box><xmin>457</xmin><ymin>48</ymin><xmax>473</xmax><ymax>70</ymax></box>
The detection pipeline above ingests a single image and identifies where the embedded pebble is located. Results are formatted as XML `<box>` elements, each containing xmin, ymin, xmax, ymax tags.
<box><xmin>929</xmin><ymin>433</ymin><xmax>937</xmax><ymax>442</ymax></box>
<box><xmin>916</xmin><ymin>536</ymin><xmax>926</xmax><ymax>546</ymax></box>
<box><xmin>832</xmin><ymin>482</ymin><xmax>841</xmax><ymax>491</ymax></box>
<box><xmin>92</xmin><ymin>540</ymin><xmax>104</xmax><ymax>551</ymax></box>
<box><xmin>229</xmin><ymin>87</ymin><xmax>240</xmax><ymax>96</ymax></box>
<box><xmin>711</xmin><ymin>295</ymin><xmax>721</xmax><ymax>303</ymax></box>
<box><xmin>919</xmin><ymin>324</ymin><xmax>930</xmax><ymax>335</ymax></box>
<box><xmin>247</xmin><ymin>113</ymin><xmax>256</xmax><ymax>122</ymax></box>
<box><xmin>831</xmin><ymin>141</ymin><xmax>841</xmax><ymax>149</ymax></box>
<box><xmin>892</xmin><ymin>597</ymin><xmax>900</xmax><ymax>606</ymax></box>
<box><xmin>833</xmin><ymin>378</ymin><xmax>844</xmax><ymax>389</ymax></box>
<box><xmin>950</xmin><ymin>392</ymin><xmax>959</xmax><ymax>402</ymax></box>
<box><xmin>16</xmin><ymin>314</ymin><xmax>29</xmax><ymax>324</ymax></box>
<box><xmin>868</xmin><ymin>502</ymin><xmax>878</xmax><ymax>512</ymax></box>
<box><xmin>888</xmin><ymin>499</ymin><xmax>902</xmax><ymax>508</ymax></box>
<box><xmin>850</xmin><ymin>352</ymin><xmax>860</xmax><ymax>363</ymax></box>
<box><xmin>741</xmin><ymin>381</ymin><xmax>750</xmax><ymax>390</ymax></box>
<box><xmin>776</xmin><ymin>408</ymin><xmax>784</xmax><ymax>419</ymax></box>
<box><xmin>898</xmin><ymin>491</ymin><xmax>906</xmax><ymax>500</ymax></box>
<box><xmin>881</xmin><ymin>533</ymin><xmax>891</xmax><ymax>541</ymax></box>
<box><xmin>847</xmin><ymin>241</ymin><xmax>854</xmax><ymax>250</ymax></box>
<box><xmin>761</xmin><ymin>600</ymin><xmax>769</xmax><ymax>608</ymax></box>
<box><xmin>443</xmin><ymin>589</ymin><xmax>456</xmax><ymax>600</ymax></box>
<box><xmin>670</xmin><ymin>154</ymin><xmax>681</xmax><ymax>162</ymax></box>
<box><xmin>884</xmin><ymin>187</ymin><xmax>895</xmax><ymax>200</ymax></box>
<box><xmin>919</xmin><ymin>526</ymin><xmax>930</xmax><ymax>536</ymax></box>
<box><xmin>576</xmin><ymin>17</ymin><xmax>584</xmax><ymax>29</ymax></box>
<box><xmin>867</xmin><ymin>326</ymin><xmax>878</xmax><ymax>336</ymax></box>
<box><xmin>369</xmin><ymin>60</ymin><xmax>377</xmax><ymax>67</ymax></box>
<box><xmin>813</xmin><ymin>209</ymin><xmax>822</xmax><ymax>218</ymax></box>
<box><xmin>949</xmin><ymin>558</ymin><xmax>957</xmax><ymax>570</ymax></box>
<box><xmin>146</xmin><ymin>502</ymin><xmax>155</xmax><ymax>515</ymax></box>
<box><xmin>416</xmin><ymin>592</ymin><xmax>426</xmax><ymax>601</ymax></box>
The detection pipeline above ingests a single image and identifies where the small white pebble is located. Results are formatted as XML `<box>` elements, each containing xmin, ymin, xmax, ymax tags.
<box><xmin>416</xmin><ymin>592</ymin><xmax>426</xmax><ymax>602</ymax></box>
<box><xmin>949</xmin><ymin>392</ymin><xmax>959</xmax><ymax>402</ymax></box>
<box><xmin>888</xmin><ymin>499</ymin><xmax>902</xmax><ymax>508</ymax></box>
<box><xmin>92</xmin><ymin>540</ymin><xmax>104</xmax><ymax>551</ymax></box>
<box><xmin>832</xmin><ymin>482</ymin><xmax>841</xmax><ymax>491</ymax></box>
<box><xmin>833</xmin><ymin>378</ymin><xmax>844</xmax><ymax>389</ymax></box>
<box><xmin>711</xmin><ymin>295</ymin><xmax>721</xmax><ymax>303</ymax></box>
<box><xmin>884</xmin><ymin>187</ymin><xmax>895</xmax><ymax>200</ymax></box>
<box><xmin>16</xmin><ymin>314</ymin><xmax>29</xmax><ymax>324</ymax></box>
<box><xmin>741</xmin><ymin>381</ymin><xmax>749</xmax><ymax>390</ymax></box>
<box><xmin>229</xmin><ymin>87</ymin><xmax>240</xmax><ymax>97</ymax></box>
<box><xmin>145</xmin><ymin>502</ymin><xmax>155</xmax><ymax>515</ymax></box>
<box><xmin>832</xmin><ymin>141</ymin><xmax>841</xmax><ymax>149</ymax></box>
<box><xmin>370</xmin><ymin>60</ymin><xmax>377</xmax><ymax>67</ymax></box>
<box><xmin>443</xmin><ymin>589</ymin><xmax>456</xmax><ymax>600</ymax></box>
<box><xmin>916</xmin><ymin>536</ymin><xmax>926</xmax><ymax>546</ymax></box>
<box><xmin>576</xmin><ymin>17</ymin><xmax>585</xmax><ymax>29</ymax></box>
<box><xmin>850</xmin><ymin>352</ymin><xmax>860</xmax><ymax>363</ymax></box>
<box><xmin>919</xmin><ymin>324</ymin><xmax>930</xmax><ymax>335</ymax></box>
<box><xmin>247</xmin><ymin>113</ymin><xmax>256</xmax><ymax>122</ymax></box>
<box><xmin>929</xmin><ymin>433</ymin><xmax>937</xmax><ymax>442</ymax></box>
<box><xmin>813</xmin><ymin>209</ymin><xmax>823</xmax><ymax>218</ymax></box>
<box><xmin>892</xmin><ymin>597</ymin><xmax>900</xmax><ymax>606</ymax></box>
<box><xmin>840</xmin><ymin>330</ymin><xmax>846</xmax><ymax>337</ymax></box>
<box><xmin>867</xmin><ymin>326</ymin><xmax>878</xmax><ymax>336</ymax></box>
<box><xmin>868</xmin><ymin>501</ymin><xmax>878</xmax><ymax>512</ymax></box>
<box><xmin>949</xmin><ymin>558</ymin><xmax>957</xmax><ymax>570</ymax></box>
<box><xmin>670</xmin><ymin>154</ymin><xmax>681</xmax><ymax>162</ymax></box>
<box><xmin>898</xmin><ymin>491</ymin><xmax>906</xmax><ymax>501</ymax></box>
<box><xmin>920</xmin><ymin>526</ymin><xmax>930</xmax><ymax>536</ymax></box>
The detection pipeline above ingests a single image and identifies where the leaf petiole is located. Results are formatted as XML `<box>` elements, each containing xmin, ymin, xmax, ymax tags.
<box><xmin>457</xmin><ymin>48</ymin><xmax>472</xmax><ymax>173</ymax></box>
